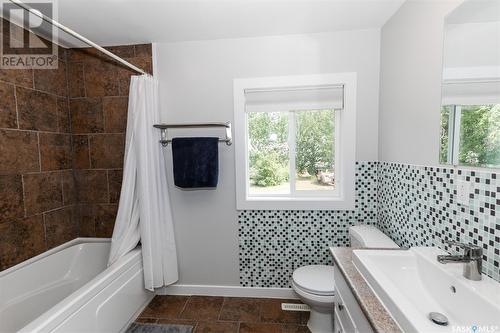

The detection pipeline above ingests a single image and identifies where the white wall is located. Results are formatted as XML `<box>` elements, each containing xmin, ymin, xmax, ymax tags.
<box><xmin>444</xmin><ymin>22</ymin><xmax>500</xmax><ymax>69</ymax></box>
<box><xmin>378</xmin><ymin>0</ymin><xmax>461</xmax><ymax>165</ymax></box>
<box><xmin>155</xmin><ymin>29</ymin><xmax>381</xmax><ymax>285</ymax></box>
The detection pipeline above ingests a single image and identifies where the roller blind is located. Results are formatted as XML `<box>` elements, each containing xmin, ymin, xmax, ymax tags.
<box><xmin>442</xmin><ymin>80</ymin><xmax>500</xmax><ymax>105</ymax></box>
<box><xmin>244</xmin><ymin>85</ymin><xmax>344</xmax><ymax>113</ymax></box>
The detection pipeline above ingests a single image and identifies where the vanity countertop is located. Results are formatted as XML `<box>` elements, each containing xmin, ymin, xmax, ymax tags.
<box><xmin>329</xmin><ymin>247</ymin><xmax>402</xmax><ymax>333</ymax></box>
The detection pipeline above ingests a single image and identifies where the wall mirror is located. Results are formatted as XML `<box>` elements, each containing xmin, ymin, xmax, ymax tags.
<box><xmin>439</xmin><ymin>0</ymin><xmax>500</xmax><ymax>168</ymax></box>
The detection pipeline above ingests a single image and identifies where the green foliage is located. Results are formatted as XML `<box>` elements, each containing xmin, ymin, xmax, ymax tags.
<box><xmin>439</xmin><ymin>106</ymin><xmax>451</xmax><ymax>164</ymax></box>
<box><xmin>440</xmin><ymin>104</ymin><xmax>500</xmax><ymax>167</ymax></box>
<box><xmin>248</xmin><ymin>112</ymin><xmax>289</xmax><ymax>187</ymax></box>
<box><xmin>296</xmin><ymin>110</ymin><xmax>335</xmax><ymax>175</ymax></box>
<box><xmin>459</xmin><ymin>104</ymin><xmax>500</xmax><ymax>167</ymax></box>
<box><xmin>247</xmin><ymin>110</ymin><xmax>335</xmax><ymax>187</ymax></box>
<box><xmin>251</xmin><ymin>151</ymin><xmax>289</xmax><ymax>187</ymax></box>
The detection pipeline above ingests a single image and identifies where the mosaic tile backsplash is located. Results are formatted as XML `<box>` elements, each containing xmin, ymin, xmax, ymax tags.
<box><xmin>238</xmin><ymin>161</ymin><xmax>378</xmax><ymax>287</ymax></box>
<box><xmin>238</xmin><ymin>161</ymin><xmax>500</xmax><ymax>287</ymax></box>
<box><xmin>377</xmin><ymin>162</ymin><xmax>499</xmax><ymax>282</ymax></box>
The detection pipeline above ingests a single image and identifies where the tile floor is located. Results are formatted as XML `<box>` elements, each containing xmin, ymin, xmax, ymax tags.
<box><xmin>136</xmin><ymin>296</ymin><xmax>312</xmax><ymax>333</ymax></box>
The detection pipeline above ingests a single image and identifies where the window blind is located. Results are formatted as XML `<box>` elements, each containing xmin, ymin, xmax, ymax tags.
<box><xmin>442</xmin><ymin>80</ymin><xmax>500</xmax><ymax>105</ymax></box>
<box><xmin>244</xmin><ymin>85</ymin><xmax>344</xmax><ymax>113</ymax></box>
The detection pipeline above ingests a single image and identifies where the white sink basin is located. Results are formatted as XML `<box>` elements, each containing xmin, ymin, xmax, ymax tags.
<box><xmin>353</xmin><ymin>247</ymin><xmax>500</xmax><ymax>333</ymax></box>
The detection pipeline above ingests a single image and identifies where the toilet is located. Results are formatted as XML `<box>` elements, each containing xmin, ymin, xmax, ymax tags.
<box><xmin>291</xmin><ymin>225</ymin><xmax>398</xmax><ymax>333</ymax></box>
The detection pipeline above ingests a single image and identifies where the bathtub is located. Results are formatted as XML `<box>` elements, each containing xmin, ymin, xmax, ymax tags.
<box><xmin>0</xmin><ymin>238</ymin><xmax>154</xmax><ymax>333</ymax></box>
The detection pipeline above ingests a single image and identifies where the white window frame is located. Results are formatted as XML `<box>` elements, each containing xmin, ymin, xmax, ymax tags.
<box><xmin>233</xmin><ymin>73</ymin><xmax>357</xmax><ymax>210</ymax></box>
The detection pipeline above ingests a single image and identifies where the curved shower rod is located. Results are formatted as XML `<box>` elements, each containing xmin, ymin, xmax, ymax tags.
<box><xmin>7</xmin><ymin>0</ymin><xmax>148</xmax><ymax>75</ymax></box>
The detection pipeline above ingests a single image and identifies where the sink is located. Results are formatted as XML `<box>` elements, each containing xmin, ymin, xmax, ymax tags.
<box><xmin>353</xmin><ymin>247</ymin><xmax>500</xmax><ymax>333</ymax></box>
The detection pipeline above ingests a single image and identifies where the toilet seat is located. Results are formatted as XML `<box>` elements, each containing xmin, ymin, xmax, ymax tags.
<box><xmin>292</xmin><ymin>265</ymin><xmax>335</xmax><ymax>296</ymax></box>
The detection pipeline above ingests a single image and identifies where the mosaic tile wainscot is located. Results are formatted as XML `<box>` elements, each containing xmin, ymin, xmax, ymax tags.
<box><xmin>238</xmin><ymin>161</ymin><xmax>500</xmax><ymax>288</ymax></box>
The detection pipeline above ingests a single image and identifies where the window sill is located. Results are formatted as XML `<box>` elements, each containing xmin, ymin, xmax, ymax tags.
<box><xmin>237</xmin><ymin>196</ymin><xmax>355</xmax><ymax>211</ymax></box>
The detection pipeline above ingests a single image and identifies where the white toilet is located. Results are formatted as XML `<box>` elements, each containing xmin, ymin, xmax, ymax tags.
<box><xmin>291</xmin><ymin>224</ymin><xmax>398</xmax><ymax>333</ymax></box>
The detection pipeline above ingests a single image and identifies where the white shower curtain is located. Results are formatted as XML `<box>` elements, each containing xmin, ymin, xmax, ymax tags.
<box><xmin>108</xmin><ymin>75</ymin><xmax>178</xmax><ymax>291</ymax></box>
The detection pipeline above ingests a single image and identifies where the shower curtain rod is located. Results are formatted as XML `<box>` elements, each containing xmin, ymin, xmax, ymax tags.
<box><xmin>8</xmin><ymin>0</ymin><xmax>148</xmax><ymax>75</ymax></box>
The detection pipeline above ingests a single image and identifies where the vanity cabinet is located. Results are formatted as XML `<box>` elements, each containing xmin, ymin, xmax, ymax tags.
<box><xmin>333</xmin><ymin>265</ymin><xmax>373</xmax><ymax>333</ymax></box>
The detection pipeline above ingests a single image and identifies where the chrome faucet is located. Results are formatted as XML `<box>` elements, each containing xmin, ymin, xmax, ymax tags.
<box><xmin>437</xmin><ymin>241</ymin><xmax>482</xmax><ymax>281</ymax></box>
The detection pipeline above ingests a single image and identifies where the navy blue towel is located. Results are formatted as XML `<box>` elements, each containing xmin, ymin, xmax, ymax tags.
<box><xmin>171</xmin><ymin>137</ymin><xmax>219</xmax><ymax>188</ymax></box>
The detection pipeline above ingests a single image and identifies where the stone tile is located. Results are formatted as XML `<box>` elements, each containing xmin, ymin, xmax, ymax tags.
<box><xmin>134</xmin><ymin>44</ymin><xmax>152</xmax><ymax>57</ymax></box>
<box><xmin>135</xmin><ymin>318</ymin><xmax>159</xmax><ymax>324</ymax></box>
<box><xmin>16</xmin><ymin>87</ymin><xmax>58</xmax><ymax>132</ymax></box>
<box><xmin>0</xmin><ymin>215</ymin><xmax>46</xmax><ymax>270</ymax></box>
<box><xmin>103</xmin><ymin>97</ymin><xmax>128</xmax><ymax>133</ymax></box>
<box><xmin>72</xmin><ymin>135</ymin><xmax>90</xmax><ymax>169</ymax></box>
<box><xmin>0</xmin><ymin>67</ymin><xmax>33</xmax><ymax>89</ymax></box>
<box><xmin>108</xmin><ymin>169</ymin><xmax>123</xmax><ymax>203</ymax></box>
<box><xmin>67</xmin><ymin>61</ymin><xmax>86</xmax><ymax>98</ymax></box>
<box><xmin>77</xmin><ymin>205</ymin><xmax>95</xmax><ymax>237</ymax></box>
<box><xmin>0</xmin><ymin>81</ymin><xmax>17</xmax><ymax>128</ymax></box>
<box><xmin>62</xmin><ymin>170</ymin><xmax>77</xmax><ymax>205</ymax></box>
<box><xmin>44</xmin><ymin>206</ymin><xmax>78</xmax><ymax>248</ymax></box>
<box><xmin>260</xmin><ymin>300</ymin><xmax>303</xmax><ymax>324</ymax></box>
<box><xmin>74</xmin><ymin>170</ymin><xmax>108</xmax><ymax>203</ymax></box>
<box><xmin>118</xmin><ymin>57</ymin><xmax>152</xmax><ymax>96</ymax></box>
<box><xmin>95</xmin><ymin>204</ymin><xmax>118</xmax><ymax>237</ymax></box>
<box><xmin>84</xmin><ymin>57</ymin><xmax>119</xmax><ymax>97</ymax></box>
<box><xmin>67</xmin><ymin>48</ymin><xmax>99</xmax><ymax>62</ymax></box>
<box><xmin>239</xmin><ymin>322</ymin><xmax>281</xmax><ymax>333</ymax></box>
<box><xmin>156</xmin><ymin>319</ymin><xmax>198</xmax><ymax>327</ymax></box>
<box><xmin>219</xmin><ymin>297</ymin><xmax>261</xmax><ymax>322</ymax></box>
<box><xmin>0</xmin><ymin>174</ymin><xmax>24</xmax><ymax>224</ymax></box>
<box><xmin>194</xmin><ymin>321</ymin><xmax>238</xmax><ymax>333</ymax></box>
<box><xmin>39</xmin><ymin>133</ymin><xmax>72</xmax><ymax>171</ymax></box>
<box><xmin>23</xmin><ymin>172</ymin><xmax>63</xmax><ymax>215</ymax></box>
<box><xmin>70</xmin><ymin>98</ymin><xmax>104</xmax><ymax>133</ymax></box>
<box><xmin>140</xmin><ymin>295</ymin><xmax>190</xmax><ymax>319</ymax></box>
<box><xmin>89</xmin><ymin>134</ymin><xmax>125</xmax><ymax>169</ymax></box>
<box><xmin>179</xmin><ymin>296</ymin><xmax>224</xmax><ymax>321</ymax></box>
<box><xmin>79</xmin><ymin>204</ymin><xmax>118</xmax><ymax>238</ymax></box>
<box><xmin>0</xmin><ymin>129</ymin><xmax>39</xmax><ymax>174</ymax></box>
<box><xmin>280</xmin><ymin>324</ymin><xmax>311</xmax><ymax>333</ymax></box>
<box><xmin>105</xmin><ymin>45</ymin><xmax>135</xmax><ymax>58</ymax></box>
<box><xmin>34</xmin><ymin>60</ymin><xmax>68</xmax><ymax>97</ymax></box>
<box><xmin>57</xmin><ymin>98</ymin><xmax>71</xmax><ymax>133</ymax></box>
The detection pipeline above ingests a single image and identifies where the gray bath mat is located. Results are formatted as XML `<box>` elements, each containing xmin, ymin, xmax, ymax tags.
<box><xmin>126</xmin><ymin>323</ymin><xmax>193</xmax><ymax>333</ymax></box>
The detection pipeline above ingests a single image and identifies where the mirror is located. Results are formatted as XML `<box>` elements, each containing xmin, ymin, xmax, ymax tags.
<box><xmin>440</xmin><ymin>0</ymin><xmax>500</xmax><ymax>168</ymax></box>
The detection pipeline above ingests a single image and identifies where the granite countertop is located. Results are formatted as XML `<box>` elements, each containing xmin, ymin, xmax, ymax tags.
<box><xmin>330</xmin><ymin>247</ymin><xmax>402</xmax><ymax>333</ymax></box>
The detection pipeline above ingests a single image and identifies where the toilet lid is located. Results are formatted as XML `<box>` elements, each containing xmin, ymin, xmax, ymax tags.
<box><xmin>292</xmin><ymin>265</ymin><xmax>335</xmax><ymax>296</ymax></box>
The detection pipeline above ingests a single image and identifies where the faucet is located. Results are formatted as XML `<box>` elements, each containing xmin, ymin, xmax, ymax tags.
<box><xmin>437</xmin><ymin>241</ymin><xmax>482</xmax><ymax>281</ymax></box>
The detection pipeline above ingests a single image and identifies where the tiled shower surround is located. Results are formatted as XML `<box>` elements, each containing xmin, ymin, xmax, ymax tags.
<box><xmin>0</xmin><ymin>18</ymin><xmax>151</xmax><ymax>270</ymax></box>
<box><xmin>238</xmin><ymin>162</ymin><xmax>500</xmax><ymax>287</ymax></box>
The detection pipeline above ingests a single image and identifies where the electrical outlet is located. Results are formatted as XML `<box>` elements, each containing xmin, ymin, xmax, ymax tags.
<box><xmin>456</xmin><ymin>180</ymin><xmax>472</xmax><ymax>206</ymax></box>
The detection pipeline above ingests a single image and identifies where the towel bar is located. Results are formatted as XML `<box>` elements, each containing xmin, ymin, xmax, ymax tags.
<box><xmin>153</xmin><ymin>122</ymin><xmax>232</xmax><ymax>147</ymax></box>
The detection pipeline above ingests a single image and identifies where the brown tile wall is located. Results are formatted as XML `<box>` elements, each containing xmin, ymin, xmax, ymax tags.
<box><xmin>0</xmin><ymin>18</ymin><xmax>152</xmax><ymax>271</ymax></box>
<box><xmin>67</xmin><ymin>44</ymin><xmax>152</xmax><ymax>240</ymax></box>
<box><xmin>0</xmin><ymin>25</ymin><xmax>75</xmax><ymax>271</ymax></box>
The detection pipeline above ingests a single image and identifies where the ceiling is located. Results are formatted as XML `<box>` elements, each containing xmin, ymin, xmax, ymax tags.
<box><xmin>3</xmin><ymin>0</ymin><xmax>406</xmax><ymax>47</ymax></box>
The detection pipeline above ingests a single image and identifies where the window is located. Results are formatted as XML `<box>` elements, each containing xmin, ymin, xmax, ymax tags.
<box><xmin>234</xmin><ymin>73</ymin><xmax>357</xmax><ymax>210</ymax></box>
<box><xmin>440</xmin><ymin>104</ymin><xmax>500</xmax><ymax>167</ymax></box>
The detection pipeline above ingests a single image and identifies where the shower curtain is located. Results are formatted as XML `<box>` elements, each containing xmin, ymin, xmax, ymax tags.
<box><xmin>108</xmin><ymin>75</ymin><xmax>178</xmax><ymax>290</ymax></box>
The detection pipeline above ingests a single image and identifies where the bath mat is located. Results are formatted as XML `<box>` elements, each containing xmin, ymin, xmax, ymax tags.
<box><xmin>126</xmin><ymin>323</ymin><xmax>193</xmax><ymax>333</ymax></box>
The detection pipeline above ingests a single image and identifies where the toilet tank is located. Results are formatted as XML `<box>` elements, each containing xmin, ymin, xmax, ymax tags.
<box><xmin>349</xmin><ymin>225</ymin><xmax>399</xmax><ymax>248</ymax></box>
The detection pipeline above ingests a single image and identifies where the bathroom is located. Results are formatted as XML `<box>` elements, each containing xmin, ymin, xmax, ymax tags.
<box><xmin>0</xmin><ymin>0</ymin><xmax>499</xmax><ymax>332</ymax></box>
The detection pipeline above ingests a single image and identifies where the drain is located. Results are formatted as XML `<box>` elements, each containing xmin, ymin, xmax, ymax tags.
<box><xmin>429</xmin><ymin>312</ymin><xmax>449</xmax><ymax>326</ymax></box>
<box><xmin>281</xmin><ymin>303</ymin><xmax>310</xmax><ymax>312</ymax></box>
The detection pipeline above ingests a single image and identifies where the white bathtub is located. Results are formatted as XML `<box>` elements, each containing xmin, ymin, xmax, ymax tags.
<box><xmin>0</xmin><ymin>238</ymin><xmax>154</xmax><ymax>333</ymax></box>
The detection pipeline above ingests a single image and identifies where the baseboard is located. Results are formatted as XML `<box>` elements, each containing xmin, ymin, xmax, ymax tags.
<box><xmin>156</xmin><ymin>284</ymin><xmax>298</xmax><ymax>299</ymax></box>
